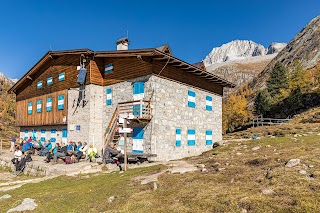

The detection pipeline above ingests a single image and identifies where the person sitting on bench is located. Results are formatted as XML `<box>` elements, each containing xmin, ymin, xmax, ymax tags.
<box><xmin>53</xmin><ymin>144</ymin><xmax>68</xmax><ymax>163</ymax></box>
<box><xmin>103</xmin><ymin>143</ymin><xmax>121</xmax><ymax>164</ymax></box>
<box><xmin>76</xmin><ymin>142</ymin><xmax>88</xmax><ymax>162</ymax></box>
<box><xmin>87</xmin><ymin>145</ymin><xmax>98</xmax><ymax>162</ymax></box>
<box><xmin>45</xmin><ymin>143</ymin><xmax>59</xmax><ymax>163</ymax></box>
<box><xmin>11</xmin><ymin>146</ymin><xmax>22</xmax><ymax>165</ymax></box>
<box><xmin>40</xmin><ymin>140</ymin><xmax>52</xmax><ymax>156</ymax></box>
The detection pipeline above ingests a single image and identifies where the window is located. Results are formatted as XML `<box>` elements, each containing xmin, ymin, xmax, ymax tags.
<box><xmin>206</xmin><ymin>130</ymin><xmax>213</xmax><ymax>145</ymax></box>
<box><xmin>37</xmin><ymin>81</ymin><xmax>42</xmax><ymax>89</ymax></box>
<box><xmin>133</xmin><ymin>82</ymin><xmax>144</xmax><ymax>100</ymax></box>
<box><xmin>46</xmin><ymin>97</ymin><xmax>52</xmax><ymax>112</ymax></box>
<box><xmin>58</xmin><ymin>95</ymin><xmax>64</xmax><ymax>110</ymax></box>
<box><xmin>24</xmin><ymin>130</ymin><xmax>28</xmax><ymax>139</ymax></box>
<box><xmin>176</xmin><ymin>128</ymin><xmax>181</xmax><ymax>147</ymax></box>
<box><xmin>36</xmin><ymin>100</ymin><xmax>42</xmax><ymax>113</ymax></box>
<box><xmin>40</xmin><ymin>130</ymin><xmax>46</xmax><ymax>142</ymax></box>
<box><xmin>187</xmin><ymin>129</ymin><xmax>196</xmax><ymax>146</ymax></box>
<box><xmin>104</xmin><ymin>63</ymin><xmax>113</xmax><ymax>74</ymax></box>
<box><xmin>188</xmin><ymin>90</ymin><xmax>196</xmax><ymax>108</ymax></box>
<box><xmin>27</xmin><ymin>102</ymin><xmax>32</xmax><ymax>114</ymax></box>
<box><xmin>47</xmin><ymin>77</ymin><xmax>53</xmax><ymax>85</ymax></box>
<box><xmin>206</xmin><ymin>95</ymin><xmax>213</xmax><ymax>111</ymax></box>
<box><xmin>106</xmin><ymin>88</ymin><xmax>112</xmax><ymax>105</ymax></box>
<box><xmin>58</xmin><ymin>72</ymin><xmax>65</xmax><ymax>81</ymax></box>
<box><xmin>50</xmin><ymin>129</ymin><xmax>56</xmax><ymax>142</ymax></box>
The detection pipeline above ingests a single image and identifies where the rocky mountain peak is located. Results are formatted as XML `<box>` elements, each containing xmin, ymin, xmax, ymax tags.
<box><xmin>203</xmin><ymin>40</ymin><xmax>287</xmax><ymax>67</ymax></box>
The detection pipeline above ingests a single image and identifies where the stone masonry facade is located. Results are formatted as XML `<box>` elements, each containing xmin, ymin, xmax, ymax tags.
<box><xmin>19</xmin><ymin>75</ymin><xmax>222</xmax><ymax>161</ymax></box>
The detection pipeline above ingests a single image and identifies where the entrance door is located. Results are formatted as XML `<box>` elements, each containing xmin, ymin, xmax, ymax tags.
<box><xmin>132</xmin><ymin>127</ymin><xmax>144</xmax><ymax>153</ymax></box>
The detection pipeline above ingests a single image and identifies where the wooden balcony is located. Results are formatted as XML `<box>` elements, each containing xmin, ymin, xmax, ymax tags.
<box><xmin>118</xmin><ymin>100</ymin><xmax>152</xmax><ymax>122</ymax></box>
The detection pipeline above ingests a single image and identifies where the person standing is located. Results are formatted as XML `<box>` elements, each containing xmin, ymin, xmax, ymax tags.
<box><xmin>10</xmin><ymin>137</ymin><xmax>16</xmax><ymax>152</ymax></box>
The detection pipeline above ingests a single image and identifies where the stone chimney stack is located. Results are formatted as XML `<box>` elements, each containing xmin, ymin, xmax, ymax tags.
<box><xmin>116</xmin><ymin>37</ymin><xmax>129</xmax><ymax>50</ymax></box>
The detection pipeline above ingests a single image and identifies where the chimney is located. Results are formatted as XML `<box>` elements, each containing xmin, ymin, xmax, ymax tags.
<box><xmin>116</xmin><ymin>37</ymin><xmax>129</xmax><ymax>50</ymax></box>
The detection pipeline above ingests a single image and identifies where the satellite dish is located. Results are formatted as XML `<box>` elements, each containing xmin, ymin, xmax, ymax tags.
<box><xmin>77</xmin><ymin>67</ymin><xmax>87</xmax><ymax>84</ymax></box>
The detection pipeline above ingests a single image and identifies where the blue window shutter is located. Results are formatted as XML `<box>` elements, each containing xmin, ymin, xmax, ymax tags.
<box><xmin>58</xmin><ymin>95</ymin><xmax>64</xmax><ymax>110</ymax></box>
<box><xmin>32</xmin><ymin>130</ymin><xmax>36</xmax><ymax>140</ymax></box>
<box><xmin>51</xmin><ymin>129</ymin><xmax>56</xmax><ymax>142</ymax></box>
<box><xmin>104</xmin><ymin>63</ymin><xmax>113</xmax><ymax>74</ymax></box>
<box><xmin>188</xmin><ymin>90</ymin><xmax>196</xmax><ymax>108</ymax></box>
<box><xmin>36</xmin><ymin>100</ymin><xmax>42</xmax><ymax>113</ymax></box>
<box><xmin>62</xmin><ymin>129</ymin><xmax>68</xmax><ymax>138</ymax></box>
<box><xmin>41</xmin><ymin>129</ymin><xmax>46</xmax><ymax>141</ymax></box>
<box><xmin>106</xmin><ymin>88</ymin><xmax>112</xmax><ymax>105</ymax></box>
<box><xmin>133</xmin><ymin>82</ymin><xmax>144</xmax><ymax>95</ymax></box>
<box><xmin>206</xmin><ymin>130</ymin><xmax>213</xmax><ymax>145</ymax></box>
<box><xmin>24</xmin><ymin>130</ymin><xmax>28</xmax><ymax>139</ymax></box>
<box><xmin>58</xmin><ymin>72</ymin><xmax>65</xmax><ymax>81</ymax></box>
<box><xmin>176</xmin><ymin>128</ymin><xmax>181</xmax><ymax>147</ymax></box>
<box><xmin>47</xmin><ymin>77</ymin><xmax>53</xmax><ymax>85</ymax></box>
<box><xmin>206</xmin><ymin>95</ymin><xmax>213</xmax><ymax>111</ymax></box>
<box><xmin>187</xmin><ymin>129</ymin><xmax>196</xmax><ymax>146</ymax></box>
<box><xmin>28</xmin><ymin>102</ymin><xmax>32</xmax><ymax>114</ymax></box>
<box><xmin>37</xmin><ymin>81</ymin><xmax>42</xmax><ymax>89</ymax></box>
<box><xmin>46</xmin><ymin>98</ymin><xmax>52</xmax><ymax>112</ymax></box>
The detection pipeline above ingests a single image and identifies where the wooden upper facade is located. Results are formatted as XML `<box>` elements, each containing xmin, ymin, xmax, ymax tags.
<box><xmin>10</xmin><ymin>45</ymin><xmax>235</xmax><ymax>127</ymax></box>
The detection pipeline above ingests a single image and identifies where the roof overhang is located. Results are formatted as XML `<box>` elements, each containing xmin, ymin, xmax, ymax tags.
<box><xmin>151</xmin><ymin>50</ymin><xmax>235</xmax><ymax>88</ymax></box>
<box><xmin>8</xmin><ymin>49</ymin><xmax>93</xmax><ymax>93</ymax></box>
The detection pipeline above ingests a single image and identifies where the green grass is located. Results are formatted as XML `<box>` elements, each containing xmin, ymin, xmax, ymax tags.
<box><xmin>0</xmin><ymin>165</ymin><xmax>166</xmax><ymax>213</ymax></box>
<box><xmin>1</xmin><ymin>134</ymin><xmax>320</xmax><ymax>212</ymax></box>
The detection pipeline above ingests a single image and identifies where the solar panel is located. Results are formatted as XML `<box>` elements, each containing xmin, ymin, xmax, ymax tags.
<box><xmin>77</xmin><ymin>68</ymin><xmax>87</xmax><ymax>84</ymax></box>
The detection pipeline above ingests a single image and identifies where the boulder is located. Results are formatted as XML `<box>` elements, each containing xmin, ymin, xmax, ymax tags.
<box><xmin>262</xmin><ymin>189</ymin><xmax>274</xmax><ymax>195</ymax></box>
<box><xmin>299</xmin><ymin>170</ymin><xmax>307</xmax><ymax>175</ymax></box>
<box><xmin>285</xmin><ymin>159</ymin><xmax>301</xmax><ymax>168</ymax></box>
<box><xmin>252</xmin><ymin>146</ymin><xmax>261</xmax><ymax>151</ymax></box>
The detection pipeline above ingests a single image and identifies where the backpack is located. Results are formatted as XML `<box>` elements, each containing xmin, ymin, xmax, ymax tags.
<box><xmin>65</xmin><ymin>156</ymin><xmax>72</xmax><ymax>164</ymax></box>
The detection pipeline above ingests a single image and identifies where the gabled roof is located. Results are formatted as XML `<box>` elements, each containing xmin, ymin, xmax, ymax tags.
<box><xmin>9</xmin><ymin>45</ymin><xmax>235</xmax><ymax>93</ymax></box>
<box><xmin>9</xmin><ymin>49</ymin><xmax>93</xmax><ymax>93</ymax></box>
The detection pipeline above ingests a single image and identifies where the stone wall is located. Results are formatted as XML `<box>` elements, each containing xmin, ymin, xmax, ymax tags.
<box><xmin>103</xmin><ymin>76</ymin><xmax>153</xmax><ymax>153</ymax></box>
<box><xmin>67</xmin><ymin>84</ymin><xmax>104</xmax><ymax>152</ymax></box>
<box><xmin>101</xmin><ymin>75</ymin><xmax>222</xmax><ymax>161</ymax></box>
<box><xmin>149</xmin><ymin>75</ymin><xmax>222</xmax><ymax>161</ymax></box>
<box><xmin>0</xmin><ymin>156</ymin><xmax>46</xmax><ymax>176</ymax></box>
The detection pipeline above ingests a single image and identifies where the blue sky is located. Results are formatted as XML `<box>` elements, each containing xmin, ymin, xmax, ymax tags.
<box><xmin>0</xmin><ymin>0</ymin><xmax>319</xmax><ymax>79</ymax></box>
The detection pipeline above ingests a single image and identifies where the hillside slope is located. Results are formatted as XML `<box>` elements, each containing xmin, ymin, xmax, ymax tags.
<box><xmin>250</xmin><ymin>16</ymin><xmax>320</xmax><ymax>91</ymax></box>
<box><xmin>0</xmin><ymin>72</ymin><xmax>18</xmax><ymax>140</ymax></box>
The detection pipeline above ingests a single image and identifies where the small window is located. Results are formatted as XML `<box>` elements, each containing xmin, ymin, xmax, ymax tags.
<box><xmin>104</xmin><ymin>63</ymin><xmax>113</xmax><ymax>74</ymax></box>
<box><xmin>40</xmin><ymin>130</ymin><xmax>46</xmax><ymax>142</ymax></box>
<box><xmin>24</xmin><ymin>130</ymin><xmax>28</xmax><ymax>139</ymax></box>
<box><xmin>47</xmin><ymin>77</ymin><xmax>53</xmax><ymax>85</ymax></box>
<box><xmin>36</xmin><ymin>100</ymin><xmax>42</xmax><ymax>113</ymax></box>
<box><xmin>58</xmin><ymin>72</ymin><xmax>65</xmax><ymax>82</ymax></box>
<box><xmin>106</xmin><ymin>88</ymin><xmax>112</xmax><ymax>105</ymax></box>
<box><xmin>58</xmin><ymin>95</ymin><xmax>64</xmax><ymax>110</ymax></box>
<box><xmin>50</xmin><ymin>129</ymin><xmax>56</xmax><ymax>142</ymax></box>
<box><xmin>46</xmin><ymin>97</ymin><xmax>52</xmax><ymax>112</ymax></box>
<box><xmin>188</xmin><ymin>90</ymin><xmax>196</xmax><ymax>108</ymax></box>
<box><xmin>206</xmin><ymin>96</ymin><xmax>213</xmax><ymax>111</ymax></box>
<box><xmin>176</xmin><ymin>128</ymin><xmax>181</xmax><ymax>147</ymax></box>
<box><xmin>37</xmin><ymin>81</ymin><xmax>42</xmax><ymax>89</ymax></box>
<box><xmin>206</xmin><ymin>130</ymin><xmax>213</xmax><ymax>145</ymax></box>
<box><xmin>187</xmin><ymin>129</ymin><xmax>196</xmax><ymax>146</ymax></box>
<box><xmin>27</xmin><ymin>102</ymin><xmax>32</xmax><ymax>114</ymax></box>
